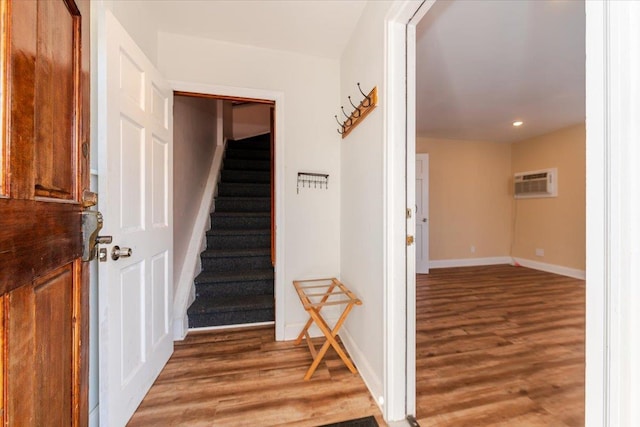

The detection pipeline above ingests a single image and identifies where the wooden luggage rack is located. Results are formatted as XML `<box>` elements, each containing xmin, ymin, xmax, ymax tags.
<box><xmin>293</xmin><ymin>278</ymin><xmax>362</xmax><ymax>380</ymax></box>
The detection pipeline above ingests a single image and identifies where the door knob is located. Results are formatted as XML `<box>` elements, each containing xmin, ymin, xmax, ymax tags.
<box><xmin>422</xmin><ymin>218</ymin><xmax>427</xmax><ymax>222</ymax></box>
<box><xmin>111</xmin><ymin>245</ymin><xmax>132</xmax><ymax>261</ymax></box>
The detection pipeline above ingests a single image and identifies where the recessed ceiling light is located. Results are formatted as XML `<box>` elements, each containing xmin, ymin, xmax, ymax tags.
<box><xmin>513</xmin><ymin>121</ymin><xmax>524</xmax><ymax>127</ymax></box>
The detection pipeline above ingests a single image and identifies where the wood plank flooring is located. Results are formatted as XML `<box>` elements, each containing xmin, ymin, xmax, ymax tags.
<box><xmin>129</xmin><ymin>264</ymin><xmax>584</xmax><ymax>426</ymax></box>
<box><xmin>127</xmin><ymin>327</ymin><xmax>385</xmax><ymax>426</ymax></box>
<box><xmin>416</xmin><ymin>265</ymin><xmax>585</xmax><ymax>427</ymax></box>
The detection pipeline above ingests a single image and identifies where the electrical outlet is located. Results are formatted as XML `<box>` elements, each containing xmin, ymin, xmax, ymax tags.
<box><xmin>535</xmin><ymin>248</ymin><xmax>544</xmax><ymax>257</ymax></box>
<box><xmin>470</xmin><ymin>245</ymin><xmax>476</xmax><ymax>254</ymax></box>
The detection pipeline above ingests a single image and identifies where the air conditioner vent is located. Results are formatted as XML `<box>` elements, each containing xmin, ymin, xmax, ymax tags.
<box><xmin>514</xmin><ymin>168</ymin><xmax>557</xmax><ymax>198</ymax></box>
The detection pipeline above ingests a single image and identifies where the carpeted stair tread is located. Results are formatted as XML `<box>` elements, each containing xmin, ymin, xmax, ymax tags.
<box><xmin>226</xmin><ymin>135</ymin><xmax>270</xmax><ymax>150</ymax></box>
<box><xmin>225</xmin><ymin>148</ymin><xmax>270</xmax><ymax>160</ymax></box>
<box><xmin>188</xmin><ymin>294</ymin><xmax>274</xmax><ymax>315</ymax></box>
<box><xmin>201</xmin><ymin>248</ymin><xmax>271</xmax><ymax>258</ymax></box>
<box><xmin>195</xmin><ymin>269</ymin><xmax>274</xmax><ymax>285</ymax></box>
<box><xmin>215</xmin><ymin>196</ymin><xmax>271</xmax><ymax>201</ymax></box>
<box><xmin>214</xmin><ymin>196</ymin><xmax>270</xmax><ymax>212</ymax></box>
<box><xmin>223</xmin><ymin>158</ymin><xmax>270</xmax><ymax>171</ymax></box>
<box><xmin>212</xmin><ymin>212</ymin><xmax>270</xmax><ymax>218</ymax></box>
<box><xmin>188</xmin><ymin>132</ymin><xmax>274</xmax><ymax>329</ymax></box>
<box><xmin>221</xmin><ymin>170</ymin><xmax>270</xmax><ymax>183</ymax></box>
<box><xmin>207</xmin><ymin>228</ymin><xmax>270</xmax><ymax>236</ymax></box>
<box><xmin>218</xmin><ymin>183</ymin><xmax>270</xmax><ymax>197</ymax></box>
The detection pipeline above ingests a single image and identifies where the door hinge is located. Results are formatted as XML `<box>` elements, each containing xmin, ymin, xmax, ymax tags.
<box><xmin>406</xmin><ymin>208</ymin><xmax>412</xmax><ymax>219</ymax></box>
<box><xmin>406</xmin><ymin>235</ymin><xmax>414</xmax><ymax>246</ymax></box>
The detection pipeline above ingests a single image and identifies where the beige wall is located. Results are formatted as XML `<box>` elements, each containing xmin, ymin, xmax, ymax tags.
<box><xmin>511</xmin><ymin>124</ymin><xmax>586</xmax><ymax>270</ymax></box>
<box><xmin>232</xmin><ymin>103</ymin><xmax>271</xmax><ymax>140</ymax></box>
<box><xmin>417</xmin><ymin>124</ymin><xmax>586</xmax><ymax>271</ymax></box>
<box><xmin>173</xmin><ymin>95</ymin><xmax>219</xmax><ymax>288</ymax></box>
<box><xmin>416</xmin><ymin>137</ymin><xmax>512</xmax><ymax>260</ymax></box>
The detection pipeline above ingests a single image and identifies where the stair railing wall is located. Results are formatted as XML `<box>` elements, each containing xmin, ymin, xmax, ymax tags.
<box><xmin>172</xmin><ymin>138</ymin><xmax>228</xmax><ymax>339</ymax></box>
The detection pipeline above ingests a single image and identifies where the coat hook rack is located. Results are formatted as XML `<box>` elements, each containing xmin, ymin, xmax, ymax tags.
<box><xmin>297</xmin><ymin>172</ymin><xmax>329</xmax><ymax>194</ymax></box>
<box><xmin>335</xmin><ymin>83</ymin><xmax>378</xmax><ymax>139</ymax></box>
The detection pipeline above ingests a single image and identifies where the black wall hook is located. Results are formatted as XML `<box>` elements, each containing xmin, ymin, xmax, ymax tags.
<box><xmin>341</xmin><ymin>106</ymin><xmax>353</xmax><ymax>126</ymax></box>
<box><xmin>357</xmin><ymin>82</ymin><xmax>372</xmax><ymax>107</ymax></box>
<box><xmin>348</xmin><ymin>96</ymin><xmax>361</xmax><ymax>117</ymax></box>
<box><xmin>335</xmin><ymin>115</ymin><xmax>345</xmax><ymax>134</ymax></box>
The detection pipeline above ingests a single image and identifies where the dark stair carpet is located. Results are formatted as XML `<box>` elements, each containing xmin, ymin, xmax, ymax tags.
<box><xmin>188</xmin><ymin>133</ymin><xmax>274</xmax><ymax>328</ymax></box>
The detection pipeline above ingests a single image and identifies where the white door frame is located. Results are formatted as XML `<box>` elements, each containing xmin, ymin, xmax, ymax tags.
<box><xmin>584</xmin><ymin>2</ymin><xmax>640</xmax><ymax>426</ymax></box>
<box><xmin>168</xmin><ymin>81</ymin><xmax>287</xmax><ymax>342</ymax></box>
<box><xmin>387</xmin><ymin>0</ymin><xmax>639</xmax><ymax>425</ymax></box>
<box><xmin>383</xmin><ymin>1</ymin><xmax>434</xmax><ymax>420</ymax></box>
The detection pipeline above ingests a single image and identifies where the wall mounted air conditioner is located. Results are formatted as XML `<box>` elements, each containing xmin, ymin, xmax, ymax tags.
<box><xmin>513</xmin><ymin>168</ymin><xmax>558</xmax><ymax>198</ymax></box>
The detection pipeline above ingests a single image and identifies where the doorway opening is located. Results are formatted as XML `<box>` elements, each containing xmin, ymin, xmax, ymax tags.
<box><xmin>407</xmin><ymin>0</ymin><xmax>585</xmax><ymax>423</ymax></box>
<box><xmin>172</xmin><ymin>91</ymin><xmax>277</xmax><ymax>333</ymax></box>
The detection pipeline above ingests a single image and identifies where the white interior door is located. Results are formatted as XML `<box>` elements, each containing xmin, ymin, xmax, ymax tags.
<box><xmin>416</xmin><ymin>154</ymin><xmax>429</xmax><ymax>274</ymax></box>
<box><xmin>98</xmin><ymin>11</ymin><xmax>174</xmax><ymax>427</ymax></box>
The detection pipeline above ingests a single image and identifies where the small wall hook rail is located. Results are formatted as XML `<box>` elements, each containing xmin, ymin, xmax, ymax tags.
<box><xmin>334</xmin><ymin>83</ymin><xmax>378</xmax><ymax>139</ymax></box>
<box><xmin>297</xmin><ymin>172</ymin><xmax>329</xmax><ymax>194</ymax></box>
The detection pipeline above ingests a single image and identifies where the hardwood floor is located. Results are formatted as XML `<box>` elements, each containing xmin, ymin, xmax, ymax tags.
<box><xmin>129</xmin><ymin>264</ymin><xmax>584</xmax><ymax>426</ymax></box>
<box><xmin>127</xmin><ymin>327</ymin><xmax>385</xmax><ymax>426</ymax></box>
<box><xmin>415</xmin><ymin>265</ymin><xmax>585</xmax><ymax>427</ymax></box>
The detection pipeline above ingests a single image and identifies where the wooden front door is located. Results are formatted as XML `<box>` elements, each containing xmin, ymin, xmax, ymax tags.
<box><xmin>0</xmin><ymin>0</ymin><xmax>90</xmax><ymax>425</ymax></box>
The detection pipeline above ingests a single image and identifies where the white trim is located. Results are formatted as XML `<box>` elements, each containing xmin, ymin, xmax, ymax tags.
<box><xmin>89</xmin><ymin>407</ymin><xmax>99</xmax><ymax>427</ymax></box>
<box><xmin>172</xmin><ymin>139</ymin><xmax>225</xmax><ymax>340</ymax></box>
<box><xmin>428</xmin><ymin>256</ymin><xmax>513</xmax><ymax>270</ymax></box>
<box><xmin>383</xmin><ymin>9</ymin><xmax>409</xmax><ymax>422</ymax></box>
<box><xmin>384</xmin><ymin>1</ymin><xmax>434</xmax><ymax>421</ymax></box>
<box><xmin>585</xmin><ymin>2</ymin><xmax>608</xmax><ymax>425</ymax></box>
<box><xmin>340</xmin><ymin>326</ymin><xmax>384</xmax><ymax>412</ymax></box>
<box><xmin>188</xmin><ymin>321</ymin><xmax>275</xmax><ymax>333</ymax></box>
<box><xmin>512</xmin><ymin>258</ymin><xmax>586</xmax><ymax>280</ymax></box>
<box><xmin>168</xmin><ymin>80</ymin><xmax>287</xmax><ymax>342</ymax></box>
<box><xmin>586</xmin><ymin>2</ymin><xmax>640</xmax><ymax>426</ymax></box>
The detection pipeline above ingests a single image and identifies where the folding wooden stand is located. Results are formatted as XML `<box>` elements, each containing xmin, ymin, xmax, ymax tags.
<box><xmin>293</xmin><ymin>278</ymin><xmax>362</xmax><ymax>380</ymax></box>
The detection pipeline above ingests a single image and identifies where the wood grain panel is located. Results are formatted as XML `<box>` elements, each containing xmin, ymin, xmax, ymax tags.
<box><xmin>34</xmin><ymin>0</ymin><xmax>77</xmax><ymax>199</ymax></box>
<box><xmin>34</xmin><ymin>265</ymin><xmax>74</xmax><ymax>426</ymax></box>
<box><xmin>0</xmin><ymin>295</ymin><xmax>4</xmax><ymax>426</ymax></box>
<box><xmin>5</xmin><ymin>283</ymin><xmax>36</xmax><ymax>425</ymax></box>
<box><xmin>0</xmin><ymin>0</ymin><xmax>7</xmax><ymax>195</ymax></box>
<box><xmin>8</xmin><ymin>0</ymin><xmax>37</xmax><ymax>199</ymax></box>
<box><xmin>0</xmin><ymin>198</ymin><xmax>82</xmax><ymax>294</ymax></box>
<box><xmin>5</xmin><ymin>264</ymin><xmax>76</xmax><ymax>426</ymax></box>
<box><xmin>415</xmin><ymin>265</ymin><xmax>584</xmax><ymax>427</ymax></box>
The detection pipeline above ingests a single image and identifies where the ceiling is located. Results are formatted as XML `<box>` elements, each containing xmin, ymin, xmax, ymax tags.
<box><xmin>416</xmin><ymin>0</ymin><xmax>585</xmax><ymax>143</ymax></box>
<box><xmin>146</xmin><ymin>0</ymin><xmax>367</xmax><ymax>60</ymax></box>
<box><xmin>141</xmin><ymin>0</ymin><xmax>584</xmax><ymax>144</ymax></box>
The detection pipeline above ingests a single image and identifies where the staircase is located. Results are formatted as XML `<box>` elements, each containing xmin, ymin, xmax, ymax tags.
<box><xmin>187</xmin><ymin>133</ymin><xmax>274</xmax><ymax>328</ymax></box>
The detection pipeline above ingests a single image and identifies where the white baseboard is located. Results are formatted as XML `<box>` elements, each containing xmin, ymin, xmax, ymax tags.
<box><xmin>512</xmin><ymin>257</ymin><xmax>586</xmax><ymax>280</ymax></box>
<box><xmin>172</xmin><ymin>140</ymin><xmax>226</xmax><ymax>340</ymax></box>
<box><xmin>173</xmin><ymin>314</ymin><xmax>189</xmax><ymax>341</ymax></box>
<box><xmin>339</xmin><ymin>326</ymin><xmax>384</xmax><ymax>413</ymax></box>
<box><xmin>428</xmin><ymin>256</ymin><xmax>513</xmax><ymax>269</ymax></box>
<box><xmin>188</xmin><ymin>321</ymin><xmax>274</xmax><ymax>333</ymax></box>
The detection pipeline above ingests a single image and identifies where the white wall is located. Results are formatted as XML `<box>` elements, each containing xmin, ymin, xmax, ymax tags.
<box><xmin>173</xmin><ymin>95</ymin><xmax>219</xmax><ymax>289</ymax></box>
<box><xmin>340</xmin><ymin>0</ymin><xmax>395</xmax><ymax>408</ymax></box>
<box><xmin>158</xmin><ymin>32</ymin><xmax>341</xmax><ymax>337</ymax></box>
<box><xmin>101</xmin><ymin>0</ymin><xmax>159</xmax><ymax>66</ymax></box>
